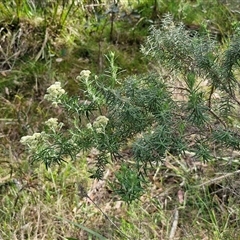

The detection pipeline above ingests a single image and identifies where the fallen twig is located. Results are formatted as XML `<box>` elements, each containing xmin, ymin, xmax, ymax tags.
<box><xmin>196</xmin><ymin>169</ymin><xmax>240</xmax><ymax>188</ymax></box>
<box><xmin>169</xmin><ymin>208</ymin><xmax>179</xmax><ymax>240</ymax></box>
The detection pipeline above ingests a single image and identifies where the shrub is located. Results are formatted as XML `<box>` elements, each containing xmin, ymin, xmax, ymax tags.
<box><xmin>21</xmin><ymin>15</ymin><xmax>240</xmax><ymax>203</ymax></box>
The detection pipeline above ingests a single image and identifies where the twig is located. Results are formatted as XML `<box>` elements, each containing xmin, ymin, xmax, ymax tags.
<box><xmin>169</xmin><ymin>208</ymin><xmax>179</xmax><ymax>240</ymax></box>
<box><xmin>196</xmin><ymin>169</ymin><xmax>240</xmax><ymax>188</ymax></box>
<box><xmin>208</xmin><ymin>84</ymin><xmax>214</xmax><ymax>109</ymax></box>
<box><xmin>208</xmin><ymin>109</ymin><xmax>226</xmax><ymax>128</ymax></box>
<box><xmin>85</xmin><ymin>4</ymin><xmax>106</xmax><ymax>7</ymax></box>
<box><xmin>35</xmin><ymin>28</ymin><xmax>49</xmax><ymax>61</ymax></box>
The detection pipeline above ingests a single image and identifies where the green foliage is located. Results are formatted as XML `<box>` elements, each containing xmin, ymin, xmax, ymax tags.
<box><xmin>19</xmin><ymin>14</ymin><xmax>240</xmax><ymax>203</ymax></box>
<box><xmin>158</xmin><ymin>0</ymin><xmax>234</xmax><ymax>35</ymax></box>
<box><xmin>109</xmin><ymin>164</ymin><xmax>146</xmax><ymax>203</ymax></box>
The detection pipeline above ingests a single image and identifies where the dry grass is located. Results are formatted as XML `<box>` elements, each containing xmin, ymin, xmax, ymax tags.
<box><xmin>1</xmin><ymin>145</ymin><xmax>240</xmax><ymax>240</ymax></box>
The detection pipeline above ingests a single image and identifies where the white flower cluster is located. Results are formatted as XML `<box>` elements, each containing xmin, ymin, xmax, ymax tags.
<box><xmin>44</xmin><ymin>82</ymin><xmax>65</xmax><ymax>106</ymax></box>
<box><xmin>76</xmin><ymin>70</ymin><xmax>91</xmax><ymax>81</ymax></box>
<box><xmin>45</xmin><ymin>118</ymin><xmax>64</xmax><ymax>132</ymax></box>
<box><xmin>20</xmin><ymin>117</ymin><xmax>64</xmax><ymax>151</ymax></box>
<box><xmin>91</xmin><ymin>116</ymin><xmax>109</xmax><ymax>133</ymax></box>
<box><xmin>20</xmin><ymin>132</ymin><xmax>42</xmax><ymax>150</ymax></box>
<box><xmin>93</xmin><ymin>116</ymin><xmax>109</xmax><ymax>128</ymax></box>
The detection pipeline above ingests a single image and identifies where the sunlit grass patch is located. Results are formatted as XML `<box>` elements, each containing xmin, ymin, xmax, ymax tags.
<box><xmin>0</xmin><ymin>158</ymin><xmax>89</xmax><ymax>239</ymax></box>
<box><xmin>1</xmin><ymin>151</ymin><xmax>240</xmax><ymax>239</ymax></box>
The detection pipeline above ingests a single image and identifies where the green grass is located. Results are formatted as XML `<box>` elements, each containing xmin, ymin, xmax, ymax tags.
<box><xmin>1</xmin><ymin>150</ymin><xmax>240</xmax><ymax>239</ymax></box>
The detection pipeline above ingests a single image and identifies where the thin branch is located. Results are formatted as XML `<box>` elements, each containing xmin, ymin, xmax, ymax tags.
<box><xmin>208</xmin><ymin>109</ymin><xmax>226</xmax><ymax>128</ymax></box>
<box><xmin>35</xmin><ymin>28</ymin><xmax>49</xmax><ymax>61</ymax></box>
<box><xmin>196</xmin><ymin>169</ymin><xmax>240</xmax><ymax>188</ymax></box>
<box><xmin>169</xmin><ymin>208</ymin><xmax>179</xmax><ymax>240</ymax></box>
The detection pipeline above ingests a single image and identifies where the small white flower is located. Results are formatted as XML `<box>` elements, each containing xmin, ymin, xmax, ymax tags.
<box><xmin>20</xmin><ymin>135</ymin><xmax>34</xmax><ymax>145</ymax></box>
<box><xmin>46</xmin><ymin>82</ymin><xmax>65</xmax><ymax>96</ymax></box>
<box><xmin>86</xmin><ymin>123</ymin><xmax>93</xmax><ymax>129</ymax></box>
<box><xmin>80</xmin><ymin>70</ymin><xmax>91</xmax><ymax>78</ymax></box>
<box><xmin>20</xmin><ymin>132</ymin><xmax>41</xmax><ymax>144</ymax></box>
<box><xmin>32</xmin><ymin>133</ymin><xmax>41</xmax><ymax>139</ymax></box>
<box><xmin>93</xmin><ymin>116</ymin><xmax>109</xmax><ymax>128</ymax></box>
<box><xmin>45</xmin><ymin>118</ymin><xmax>64</xmax><ymax>131</ymax></box>
<box><xmin>95</xmin><ymin>127</ymin><xmax>103</xmax><ymax>134</ymax></box>
<box><xmin>20</xmin><ymin>132</ymin><xmax>42</xmax><ymax>150</ymax></box>
<box><xmin>92</xmin><ymin>116</ymin><xmax>109</xmax><ymax>133</ymax></box>
<box><xmin>77</xmin><ymin>70</ymin><xmax>91</xmax><ymax>80</ymax></box>
<box><xmin>44</xmin><ymin>82</ymin><xmax>65</xmax><ymax>106</ymax></box>
<box><xmin>45</xmin><ymin>118</ymin><xmax>58</xmax><ymax>129</ymax></box>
